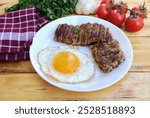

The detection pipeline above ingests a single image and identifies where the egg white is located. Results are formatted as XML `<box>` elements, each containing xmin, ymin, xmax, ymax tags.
<box><xmin>38</xmin><ymin>45</ymin><xmax>95</xmax><ymax>84</ymax></box>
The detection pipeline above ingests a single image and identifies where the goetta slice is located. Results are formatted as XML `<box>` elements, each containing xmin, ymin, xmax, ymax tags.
<box><xmin>90</xmin><ymin>40</ymin><xmax>125</xmax><ymax>73</ymax></box>
<box><xmin>54</xmin><ymin>23</ymin><xmax>113</xmax><ymax>46</ymax></box>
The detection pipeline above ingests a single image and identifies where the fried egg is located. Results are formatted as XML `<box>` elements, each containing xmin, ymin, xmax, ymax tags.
<box><xmin>38</xmin><ymin>45</ymin><xmax>95</xmax><ymax>84</ymax></box>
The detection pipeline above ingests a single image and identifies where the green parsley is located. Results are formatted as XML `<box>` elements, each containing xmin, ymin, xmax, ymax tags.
<box><xmin>73</xmin><ymin>29</ymin><xmax>80</xmax><ymax>34</ymax></box>
<box><xmin>5</xmin><ymin>0</ymin><xmax>78</xmax><ymax>20</ymax></box>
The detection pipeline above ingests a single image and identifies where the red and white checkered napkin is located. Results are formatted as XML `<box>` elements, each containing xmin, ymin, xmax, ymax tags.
<box><xmin>0</xmin><ymin>7</ymin><xmax>48</xmax><ymax>61</ymax></box>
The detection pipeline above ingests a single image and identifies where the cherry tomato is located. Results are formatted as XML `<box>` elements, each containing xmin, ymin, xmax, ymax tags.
<box><xmin>96</xmin><ymin>4</ymin><xmax>110</xmax><ymax>19</ymax></box>
<box><xmin>119</xmin><ymin>2</ymin><xmax>128</xmax><ymax>13</ymax></box>
<box><xmin>130</xmin><ymin>7</ymin><xmax>140</xmax><ymax>15</ymax></box>
<box><xmin>125</xmin><ymin>16</ymin><xmax>144</xmax><ymax>32</ymax></box>
<box><xmin>107</xmin><ymin>10</ymin><xmax>126</xmax><ymax>27</ymax></box>
<box><xmin>112</xmin><ymin>2</ymin><xmax>128</xmax><ymax>13</ymax></box>
<box><xmin>130</xmin><ymin>5</ymin><xmax>147</xmax><ymax>19</ymax></box>
<box><xmin>101</xmin><ymin>0</ymin><xmax>112</xmax><ymax>6</ymax></box>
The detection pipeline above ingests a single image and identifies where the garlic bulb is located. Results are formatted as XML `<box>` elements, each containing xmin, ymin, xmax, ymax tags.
<box><xmin>75</xmin><ymin>0</ymin><xmax>100</xmax><ymax>15</ymax></box>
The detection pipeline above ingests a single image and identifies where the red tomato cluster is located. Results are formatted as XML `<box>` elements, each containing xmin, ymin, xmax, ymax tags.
<box><xmin>96</xmin><ymin>0</ymin><xmax>147</xmax><ymax>32</ymax></box>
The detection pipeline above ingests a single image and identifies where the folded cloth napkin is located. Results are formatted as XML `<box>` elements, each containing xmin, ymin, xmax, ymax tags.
<box><xmin>0</xmin><ymin>7</ymin><xmax>48</xmax><ymax>61</ymax></box>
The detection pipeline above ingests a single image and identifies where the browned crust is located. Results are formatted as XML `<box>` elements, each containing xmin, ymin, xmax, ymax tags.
<box><xmin>90</xmin><ymin>40</ymin><xmax>125</xmax><ymax>73</ymax></box>
<box><xmin>54</xmin><ymin>23</ymin><xmax>113</xmax><ymax>46</ymax></box>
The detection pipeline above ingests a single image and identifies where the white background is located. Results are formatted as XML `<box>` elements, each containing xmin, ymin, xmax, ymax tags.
<box><xmin>0</xmin><ymin>101</ymin><xmax>149</xmax><ymax>118</ymax></box>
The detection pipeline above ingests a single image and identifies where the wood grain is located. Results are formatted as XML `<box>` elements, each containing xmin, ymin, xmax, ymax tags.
<box><xmin>0</xmin><ymin>0</ymin><xmax>18</xmax><ymax>15</ymax></box>
<box><xmin>0</xmin><ymin>73</ymin><xmax>150</xmax><ymax>100</ymax></box>
<box><xmin>0</xmin><ymin>0</ymin><xmax>150</xmax><ymax>100</ymax></box>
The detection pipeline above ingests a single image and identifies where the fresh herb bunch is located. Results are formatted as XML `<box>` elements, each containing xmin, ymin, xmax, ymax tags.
<box><xmin>5</xmin><ymin>0</ymin><xmax>78</xmax><ymax>20</ymax></box>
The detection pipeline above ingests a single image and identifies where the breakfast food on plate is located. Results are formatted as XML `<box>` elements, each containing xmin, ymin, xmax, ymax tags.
<box><xmin>90</xmin><ymin>40</ymin><xmax>125</xmax><ymax>73</ymax></box>
<box><xmin>54</xmin><ymin>23</ymin><xmax>125</xmax><ymax>73</ymax></box>
<box><xmin>38</xmin><ymin>45</ymin><xmax>95</xmax><ymax>84</ymax></box>
<box><xmin>54</xmin><ymin>23</ymin><xmax>113</xmax><ymax>46</ymax></box>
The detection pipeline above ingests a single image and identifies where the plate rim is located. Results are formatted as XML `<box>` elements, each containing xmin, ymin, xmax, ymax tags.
<box><xmin>30</xmin><ymin>15</ymin><xmax>133</xmax><ymax>92</ymax></box>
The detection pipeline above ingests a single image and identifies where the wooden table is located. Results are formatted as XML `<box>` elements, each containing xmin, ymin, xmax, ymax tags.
<box><xmin>0</xmin><ymin>0</ymin><xmax>150</xmax><ymax>101</ymax></box>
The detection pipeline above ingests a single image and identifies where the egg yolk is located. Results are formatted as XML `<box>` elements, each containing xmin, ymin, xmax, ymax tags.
<box><xmin>52</xmin><ymin>51</ymin><xmax>80</xmax><ymax>74</ymax></box>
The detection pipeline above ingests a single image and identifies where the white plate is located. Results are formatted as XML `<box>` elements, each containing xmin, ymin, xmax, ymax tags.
<box><xmin>30</xmin><ymin>16</ymin><xmax>133</xmax><ymax>92</ymax></box>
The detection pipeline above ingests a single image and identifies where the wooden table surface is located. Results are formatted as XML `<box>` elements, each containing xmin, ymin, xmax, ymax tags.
<box><xmin>0</xmin><ymin>0</ymin><xmax>150</xmax><ymax>101</ymax></box>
